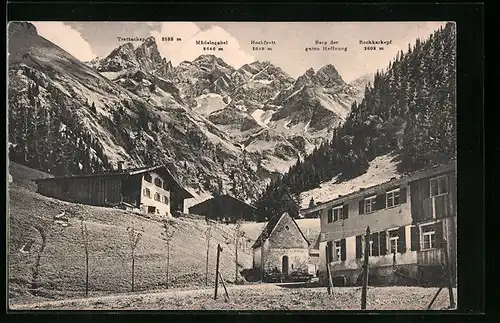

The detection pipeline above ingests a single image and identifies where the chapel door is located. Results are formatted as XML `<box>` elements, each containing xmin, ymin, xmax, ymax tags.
<box><xmin>282</xmin><ymin>255</ymin><xmax>289</xmax><ymax>275</ymax></box>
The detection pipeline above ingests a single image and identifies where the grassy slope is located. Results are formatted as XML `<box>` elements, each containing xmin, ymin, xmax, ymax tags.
<box><xmin>8</xmin><ymin>162</ymin><xmax>54</xmax><ymax>191</ymax></box>
<box><xmin>8</xmin><ymin>178</ymin><xmax>252</xmax><ymax>305</ymax></box>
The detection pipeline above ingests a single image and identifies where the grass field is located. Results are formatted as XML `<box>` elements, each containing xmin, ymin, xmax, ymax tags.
<box><xmin>9</xmin><ymin>284</ymin><xmax>457</xmax><ymax>310</ymax></box>
<box><xmin>8</xmin><ymin>167</ymin><xmax>254</xmax><ymax>306</ymax></box>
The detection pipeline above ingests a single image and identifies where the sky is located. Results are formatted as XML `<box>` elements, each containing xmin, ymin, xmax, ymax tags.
<box><xmin>31</xmin><ymin>21</ymin><xmax>447</xmax><ymax>83</ymax></box>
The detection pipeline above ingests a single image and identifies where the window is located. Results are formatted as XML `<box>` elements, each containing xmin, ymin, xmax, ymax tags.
<box><xmin>333</xmin><ymin>206</ymin><xmax>343</xmax><ymax>222</ymax></box>
<box><xmin>163</xmin><ymin>195</ymin><xmax>169</xmax><ymax>204</ymax></box>
<box><xmin>143</xmin><ymin>188</ymin><xmax>151</xmax><ymax>198</ymax></box>
<box><xmin>162</xmin><ymin>181</ymin><xmax>169</xmax><ymax>190</ymax></box>
<box><xmin>365</xmin><ymin>196</ymin><xmax>376</xmax><ymax>213</ymax></box>
<box><xmin>386</xmin><ymin>189</ymin><xmax>400</xmax><ymax>208</ymax></box>
<box><xmin>334</xmin><ymin>240</ymin><xmax>342</xmax><ymax>260</ymax></box>
<box><xmin>421</xmin><ymin>224</ymin><xmax>436</xmax><ymax>250</ymax></box>
<box><xmin>154</xmin><ymin>192</ymin><xmax>161</xmax><ymax>202</ymax></box>
<box><xmin>144</xmin><ymin>174</ymin><xmax>152</xmax><ymax>183</ymax></box>
<box><xmin>388</xmin><ymin>228</ymin><xmax>400</xmax><ymax>253</ymax></box>
<box><xmin>147</xmin><ymin>206</ymin><xmax>156</xmax><ymax>214</ymax></box>
<box><xmin>327</xmin><ymin>206</ymin><xmax>343</xmax><ymax>223</ymax></box>
<box><xmin>368</xmin><ymin>232</ymin><xmax>382</xmax><ymax>256</ymax></box>
<box><xmin>369</xmin><ymin>239</ymin><xmax>375</xmax><ymax>257</ymax></box>
<box><xmin>154</xmin><ymin>178</ymin><xmax>162</xmax><ymax>188</ymax></box>
<box><xmin>430</xmin><ymin>175</ymin><xmax>448</xmax><ymax>197</ymax></box>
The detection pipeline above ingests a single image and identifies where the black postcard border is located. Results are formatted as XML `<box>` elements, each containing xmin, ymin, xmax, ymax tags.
<box><xmin>4</xmin><ymin>1</ymin><xmax>486</xmax><ymax>322</ymax></box>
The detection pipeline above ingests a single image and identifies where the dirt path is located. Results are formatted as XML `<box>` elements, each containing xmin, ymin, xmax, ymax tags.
<box><xmin>10</xmin><ymin>284</ymin><xmax>457</xmax><ymax>311</ymax></box>
<box><xmin>10</xmin><ymin>283</ymin><xmax>282</xmax><ymax>310</ymax></box>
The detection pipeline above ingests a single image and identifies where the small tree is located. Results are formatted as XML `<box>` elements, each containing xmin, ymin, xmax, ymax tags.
<box><xmin>309</xmin><ymin>197</ymin><xmax>315</xmax><ymax>208</ymax></box>
<box><xmin>234</xmin><ymin>220</ymin><xmax>245</xmax><ymax>282</ymax></box>
<box><xmin>80</xmin><ymin>218</ymin><xmax>91</xmax><ymax>297</ymax></box>
<box><xmin>163</xmin><ymin>220</ymin><xmax>176</xmax><ymax>289</ymax></box>
<box><xmin>127</xmin><ymin>226</ymin><xmax>142</xmax><ymax>292</ymax></box>
<box><xmin>205</xmin><ymin>222</ymin><xmax>213</xmax><ymax>286</ymax></box>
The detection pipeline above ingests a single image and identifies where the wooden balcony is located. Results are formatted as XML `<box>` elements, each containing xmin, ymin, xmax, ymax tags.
<box><xmin>122</xmin><ymin>195</ymin><xmax>138</xmax><ymax>207</ymax></box>
<box><xmin>422</xmin><ymin>194</ymin><xmax>449</xmax><ymax>220</ymax></box>
<box><xmin>417</xmin><ymin>248</ymin><xmax>443</xmax><ymax>266</ymax></box>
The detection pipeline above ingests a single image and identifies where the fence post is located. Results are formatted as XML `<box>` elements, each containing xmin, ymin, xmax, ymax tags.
<box><xmin>166</xmin><ymin>241</ymin><xmax>170</xmax><ymax>289</ymax></box>
<box><xmin>131</xmin><ymin>249</ymin><xmax>135</xmax><ymax>292</ymax></box>
<box><xmin>361</xmin><ymin>226</ymin><xmax>370</xmax><ymax>310</ymax></box>
<box><xmin>214</xmin><ymin>244</ymin><xmax>222</xmax><ymax>300</ymax></box>
<box><xmin>85</xmin><ymin>249</ymin><xmax>89</xmax><ymax>297</ymax></box>
<box><xmin>260</xmin><ymin>237</ymin><xmax>265</xmax><ymax>283</ymax></box>
<box><xmin>442</xmin><ymin>239</ymin><xmax>455</xmax><ymax>308</ymax></box>
<box><xmin>325</xmin><ymin>245</ymin><xmax>331</xmax><ymax>295</ymax></box>
<box><xmin>218</xmin><ymin>271</ymin><xmax>230</xmax><ymax>302</ymax></box>
<box><xmin>205</xmin><ymin>224</ymin><xmax>212</xmax><ymax>287</ymax></box>
<box><xmin>427</xmin><ymin>287</ymin><xmax>444</xmax><ymax>310</ymax></box>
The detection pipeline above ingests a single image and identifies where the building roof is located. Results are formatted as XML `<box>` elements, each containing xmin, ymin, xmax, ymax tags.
<box><xmin>251</xmin><ymin>212</ymin><xmax>310</xmax><ymax>249</ymax></box>
<box><xmin>311</xmin><ymin>234</ymin><xmax>321</xmax><ymax>250</ymax></box>
<box><xmin>188</xmin><ymin>194</ymin><xmax>257</xmax><ymax>211</ymax></box>
<box><xmin>302</xmin><ymin>162</ymin><xmax>456</xmax><ymax>215</ymax></box>
<box><xmin>33</xmin><ymin>164</ymin><xmax>194</xmax><ymax>198</ymax></box>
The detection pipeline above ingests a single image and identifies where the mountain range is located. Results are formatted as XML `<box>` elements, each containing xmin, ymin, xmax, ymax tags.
<box><xmin>8</xmin><ymin>22</ymin><xmax>373</xmax><ymax>204</ymax></box>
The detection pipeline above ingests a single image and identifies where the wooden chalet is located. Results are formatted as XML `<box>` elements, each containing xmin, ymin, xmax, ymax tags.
<box><xmin>302</xmin><ymin>162</ymin><xmax>457</xmax><ymax>287</ymax></box>
<box><xmin>188</xmin><ymin>194</ymin><xmax>257</xmax><ymax>223</ymax></box>
<box><xmin>33</xmin><ymin>164</ymin><xmax>193</xmax><ymax>216</ymax></box>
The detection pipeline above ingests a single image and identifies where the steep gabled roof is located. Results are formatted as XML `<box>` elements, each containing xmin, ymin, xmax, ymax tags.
<box><xmin>33</xmin><ymin>164</ymin><xmax>193</xmax><ymax>198</ymax></box>
<box><xmin>188</xmin><ymin>194</ymin><xmax>256</xmax><ymax>211</ymax></box>
<box><xmin>251</xmin><ymin>212</ymin><xmax>310</xmax><ymax>249</ymax></box>
<box><xmin>312</xmin><ymin>234</ymin><xmax>321</xmax><ymax>250</ymax></box>
<box><xmin>302</xmin><ymin>162</ymin><xmax>456</xmax><ymax>215</ymax></box>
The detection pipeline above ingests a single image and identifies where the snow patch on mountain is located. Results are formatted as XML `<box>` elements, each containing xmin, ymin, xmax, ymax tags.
<box><xmin>261</xmin><ymin>155</ymin><xmax>298</xmax><ymax>174</ymax></box>
<box><xmin>251</xmin><ymin>109</ymin><xmax>274</xmax><ymax>127</ymax></box>
<box><xmin>194</xmin><ymin>93</ymin><xmax>227</xmax><ymax>116</ymax></box>
<box><xmin>300</xmin><ymin>153</ymin><xmax>401</xmax><ymax>209</ymax></box>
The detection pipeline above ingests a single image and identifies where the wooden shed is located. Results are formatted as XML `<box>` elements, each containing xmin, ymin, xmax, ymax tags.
<box><xmin>188</xmin><ymin>194</ymin><xmax>257</xmax><ymax>223</ymax></box>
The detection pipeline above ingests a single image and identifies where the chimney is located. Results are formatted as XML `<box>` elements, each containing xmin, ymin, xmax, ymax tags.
<box><xmin>117</xmin><ymin>161</ymin><xmax>124</xmax><ymax>172</ymax></box>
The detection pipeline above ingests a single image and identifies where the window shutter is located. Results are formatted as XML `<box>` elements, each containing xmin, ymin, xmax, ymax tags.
<box><xmin>343</xmin><ymin>204</ymin><xmax>349</xmax><ymax>219</ymax></box>
<box><xmin>359</xmin><ymin>200</ymin><xmax>365</xmax><ymax>214</ymax></box>
<box><xmin>340</xmin><ymin>238</ymin><xmax>347</xmax><ymax>261</ymax></box>
<box><xmin>355</xmin><ymin>235</ymin><xmax>362</xmax><ymax>259</ymax></box>
<box><xmin>372</xmin><ymin>232</ymin><xmax>380</xmax><ymax>256</ymax></box>
<box><xmin>327</xmin><ymin>241</ymin><xmax>333</xmax><ymax>262</ymax></box>
<box><xmin>410</xmin><ymin>225</ymin><xmax>420</xmax><ymax>251</ymax></box>
<box><xmin>327</xmin><ymin>209</ymin><xmax>333</xmax><ymax>222</ymax></box>
<box><xmin>400</xmin><ymin>187</ymin><xmax>407</xmax><ymax>204</ymax></box>
<box><xmin>376</xmin><ymin>193</ymin><xmax>386</xmax><ymax>210</ymax></box>
<box><xmin>435</xmin><ymin>221</ymin><xmax>444</xmax><ymax>248</ymax></box>
<box><xmin>399</xmin><ymin>226</ymin><xmax>407</xmax><ymax>253</ymax></box>
<box><xmin>379</xmin><ymin>231</ymin><xmax>387</xmax><ymax>255</ymax></box>
<box><xmin>424</xmin><ymin>178</ymin><xmax>431</xmax><ymax>198</ymax></box>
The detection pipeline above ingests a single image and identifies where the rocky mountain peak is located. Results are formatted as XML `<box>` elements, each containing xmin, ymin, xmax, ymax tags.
<box><xmin>8</xmin><ymin>21</ymin><xmax>38</xmax><ymax>37</ymax></box>
<box><xmin>314</xmin><ymin>64</ymin><xmax>345</xmax><ymax>87</ymax></box>
<box><xmin>96</xmin><ymin>42</ymin><xmax>137</xmax><ymax>72</ymax></box>
<box><xmin>305</xmin><ymin>68</ymin><xmax>315</xmax><ymax>77</ymax></box>
<box><xmin>116</xmin><ymin>42</ymin><xmax>135</xmax><ymax>52</ymax></box>
<box><xmin>107</xmin><ymin>42</ymin><xmax>136</xmax><ymax>60</ymax></box>
<box><xmin>135</xmin><ymin>37</ymin><xmax>163</xmax><ymax>66</ymax></box>
<box><xmin>143</xmin><ymin>36</ymin><xmax>157</xmax><ymax>46</ymax></box>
